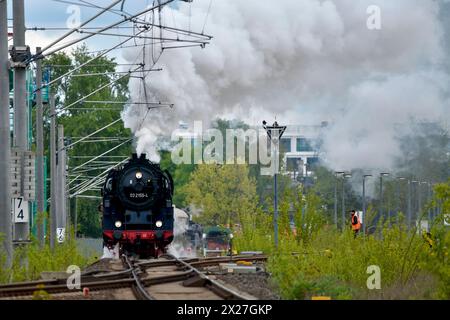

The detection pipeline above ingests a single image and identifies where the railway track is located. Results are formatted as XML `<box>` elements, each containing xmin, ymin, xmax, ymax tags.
<box><xmin>0</xmin><ymin>254</ymin><xmax>267</xmax><ymax>300</ymax></box>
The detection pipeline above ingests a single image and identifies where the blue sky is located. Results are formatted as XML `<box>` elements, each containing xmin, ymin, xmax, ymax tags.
<box><xmin>7</xmin><ymin>0</ymin><xmax>184</xmax><ymax>63</ymax></box>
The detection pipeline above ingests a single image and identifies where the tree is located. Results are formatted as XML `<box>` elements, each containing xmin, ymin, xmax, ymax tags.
<box><xmin>396</xmin><ymin>123</ymin><xmax>449</xmax><ymax>183</ymax></box>
<box><xmin>184</xmin><ymin>164</ymin><xmax>258</xmax><ymax>226</ymax></box>
<box><xmin>159</xmin><ymin>150</ymin><xmax>196</xmax><ymax>208</ymax></box>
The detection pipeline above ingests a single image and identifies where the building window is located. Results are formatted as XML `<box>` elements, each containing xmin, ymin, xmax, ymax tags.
<box><xmin>280</xmin><ymin>138</ymin><xmax>291</xmax><ymax>153</ymax></box>
<box><xmin>306</xmin><ymin>157</ymin><xmax>319</xmax><ymax>170</ymax></box>
<box><xmin>286</xmin><ymin>157</ymin><xmax>302</xmax><ymax>172</ymax></box>
<box><xmin>297</xmin><ymin>138</ymin><xmax>313</xmax><ymax>152</ymax></box>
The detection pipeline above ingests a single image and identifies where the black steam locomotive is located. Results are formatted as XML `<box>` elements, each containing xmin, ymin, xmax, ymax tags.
<box><xmin>101</xmin><ymin>154</ymin><xmax>174</xmax><ymax>258</ymax></box>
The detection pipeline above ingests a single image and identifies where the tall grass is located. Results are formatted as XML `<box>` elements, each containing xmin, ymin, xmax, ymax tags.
<box><xmin>234</xmin><ymin>183</ymin><xmax>449</xmax><ymax>300</ymax></box>
<box><xmin>0</xmin><ymin>235</ymin><xmax>94</xmax><ymax>284</ymax></box>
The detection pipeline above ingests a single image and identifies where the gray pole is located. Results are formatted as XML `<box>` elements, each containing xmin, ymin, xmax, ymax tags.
<box><xmin>0</xmin><ymin>0</ymin><xmax>13</xmax><ymax>267</ymax></box>
<box><xmin>49</xmin><ymin>94</ymin><xmax>57</xmax><ymax>249</ymax></box>
<box><xmin>362</xmin><ymin>177</ymin><xmax>366</xmax><ymax>236</ymax></box>
<box><xmin>74</xmin><ymin>196</ymin><xmax>77</xmax><ymax>238</ymax></box>
<box><xmin>274</xmin><ymin>172</ymin><xmax>278</xmax><ymax>248</ymax></box>
<box><xmin>411</xmin><ymin>181</ymin><xmax>418</xmax><ymax>228</ymax></box>
<box><xmin>388</xmin><ymin>187</ymin><xmax>391</xmax><ymax>227</ymax></box>
<box><xmin>407</xmin><ymin>180</ymin><xmax>412</xmax><ymax>229</ymax></box>
<box><xmin>428</xmin><ymin>183</ymin><xmax>432</xmax><ymax>223</ymax></box>
<box><xmin>262</xmin><ymin>121</ymin><xmax>285</xmax><ymax>249</ymax></box>
<box><xmin>57</xmin><ymin>125</ymin><xmax>66</xmax><ymax>243</ymax></box>
<box><xmin>341</xmin><ymin>178</ymin><xmax>345</xmax><ymax>231</ymax></box>
<box><xmin>417</xmin><ymin>181</ymin><xmax>422</xmax><ymax>221</ymax></box>
<box><xmin>362</xmin><ymin>176</ymin><xmax>372</xmax><ymax>235</ymax></box>
<box><xmin>379</xmin><ymin>176</ymin><xmax>383</xmax><ymax>224</ymax></box>
<box><xmin>35</xmin><ymin>47</ymin><xmax>44</xmax><ymax>246</ymax></box>
<box><xmin>434</xmin><ymin>184</ymin><xmax>438</xmax><ymax>220</ymax></box>
<box><xmin>273</xmin><ymin>128</ymin><xmax>279</xmax><ymax>249</ymax></box>
<box><xmin>334</xmin><ymin>177</ymin><xmax>338</xmax><ymax>227</ymax></box>
<box><xmin>62</xmin><ymin>140</ymin><xmax>67</xmax><ymax>234</ymax></box>
<box><xmin>12</xmin><ymin>0</ymin><xmax>29</xmax><ymax>242</ymax></box>
<box><xmin>396</xmin><ymin>180</ymin><xmax>401</xmax><ymax>225</ymax></box>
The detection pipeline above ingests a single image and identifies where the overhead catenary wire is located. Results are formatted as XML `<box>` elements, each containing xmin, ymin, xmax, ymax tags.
<box><xmin>40</xmin><ymin>0</ymin><xmax>177</xmax><ymax>58</ymax></box>
<box><xmin>45</xmin><ymin>63</ymin><xmax>142</xmax><ymax>68</ymax></box>
<box><xmin>55</xmin><ymin>65</ymin><xmax>143</xmax><ymax>114</ymax></box>
<box><xmin>73</xmin><ymin>29</ymin><xmax>210</xmax><ymax>44</ymax></box>
<box><xmin>202</xmin><ymin>0</ymin><xmax>213</xmax><ymax>34</ymax></box>
<box><xmin>70</xmin><ymin>68</ymin><xmax>161</xmax><ymax>77</ymax></box>
<box><xmin>41</xmin><ymin>0</ymin><xmax>124</xmax><ymax>54</ymax></box>
<box><xmin>70</xmin><ymin>155</ymin><xmax>129</xmax><ymax>159</ymax></box>
<box><xmin>38</xmin><ymin>28</ymin><xmax>148</xmax><ymax>92</ymax></box>
<box><xmin>63</xmin><ymin>118</ymin><xmax>123</xmax><ymax>150</ymax></box>
<box><xmin>82</xmin><ymin>100</ymin><xmax>173</xmax><ymax>106</ymax></box>
<box><xmin>71</xmin><ymin>138</ymin><xmax>132</xmax><ymax>172</ymax></box>
<box><xmin>63</xmin><ymin>108</ymin><xmax>124</xmax><ymax>111</ymax></box>
<box><xmin>55</xmin><ymin>44</ymin><xmax>145</xmax><ymax>116</ymax></box>
<box><xmin>27</xmin><ymin>26</ymin><xmax>136</xmax><ymax>31</ymax></box>
<box><xmin>71</xmin><ymin>157</ymin><xmax>130</xmax><ymax>196</ymax></box>
<box><xmin>51</xmin><ymin>0</ymin><xmax>131</xmax><ymax>17</ymax></box>
<box><xmin>72</xmin><ymin>138</ymin><xmax>130</xmax><ymax>143</ymax></box>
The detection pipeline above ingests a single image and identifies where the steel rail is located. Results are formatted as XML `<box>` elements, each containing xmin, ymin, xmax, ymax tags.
<box><xmin>122</xmin><ymin>255</ymin><xmax>155</xmax><ymax>300</ymax></box>
<box><xmin>164</xmin><ymin>254</ymin><xmax>256</xmax><ymax>300</ymax></box>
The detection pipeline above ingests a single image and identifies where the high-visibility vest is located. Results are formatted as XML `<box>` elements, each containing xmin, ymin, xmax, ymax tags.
<box><xmin>351</xmin><ymin>214</ymin><xmax>361</xmax><ymax>231</ymax></box>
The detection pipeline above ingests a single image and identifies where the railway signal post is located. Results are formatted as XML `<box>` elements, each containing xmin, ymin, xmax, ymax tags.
<box><xmin>263</xmin><ymin>120</ymin><xmax>286</xmax><ymax>249</ymax></box>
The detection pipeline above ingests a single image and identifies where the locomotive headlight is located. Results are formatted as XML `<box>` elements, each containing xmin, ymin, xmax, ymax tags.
<box><xmin>115</xmin><ymin>221</ymin><xmax>122</xmax><ymax>228</ymax></box>
<box><xmin>155</xmin><ymin>220</ymin><xmax>163</xmax><ymax>228</ymax></box>
<box><xmin>136</xmin><ymin>171</ymin><xmax>143</xmax><ymax>179</ymax></box>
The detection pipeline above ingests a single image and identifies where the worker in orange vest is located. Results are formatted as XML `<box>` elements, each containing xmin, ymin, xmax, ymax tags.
<box><xmin>350</xmin><ymin>210</ymin><xmax>361</xmax><ymax>238</ymax></box>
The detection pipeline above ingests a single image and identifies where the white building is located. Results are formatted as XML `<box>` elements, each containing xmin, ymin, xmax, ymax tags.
<box><xmin>167</xmin><ymin>121</ymin><xmax>328</xmax><ymax>179</ymax></box>
<box><xmin>279</xmin><ymin>123</ymin><xmax>327</xmax><ymax>179</ymax></box>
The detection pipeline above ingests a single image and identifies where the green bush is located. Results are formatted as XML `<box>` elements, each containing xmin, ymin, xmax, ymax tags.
<box><xmin>0</xmin><ymin>236</ymin><xmax>94</xmax><ymax>284</ymax></box>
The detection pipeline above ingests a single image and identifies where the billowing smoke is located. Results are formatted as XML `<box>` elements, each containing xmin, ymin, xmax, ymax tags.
<box><xmin>167</xmin><ymin>207</ymin><xmax>197</xmax><ymax>258</ymax></box>
<box><xmin>122</xmin><ymin>0</ymin><xmax>449</xmax><ymax>169</ymax></box>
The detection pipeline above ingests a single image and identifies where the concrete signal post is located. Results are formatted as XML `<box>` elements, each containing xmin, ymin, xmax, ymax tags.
<box><xmin>0</xmin><ymin>0</ymin><xmax>12</xmax><ymax>267</ymax></box>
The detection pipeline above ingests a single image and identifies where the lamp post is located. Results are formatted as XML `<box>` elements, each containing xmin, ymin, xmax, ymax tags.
<box><xmin>418</xmin><ymin>181</ymin><xmax>429</xmax><ymax>230</ymax></box>
<box><xmin>263</xmin><ymin>120</ymin><xmax>286</xmax><ymax>249</ymax></box>
<box><xmin>427</xmin><ymin>182</ymin><xmax>432</xmax><ymax>223</ymax></box>
<box><xmin>379</xmin><ymin>173</ymin><xmax>390</xmax><ymax>225</ymax></box>
<box><xmin>362</xmin><ymin>174</ymin><xmax>372</xmax><ymax>235</ymax></box>
<box><xmin>334</xmin><ymin>171</ymin><xmax>345</xmax><ymax>228</ymax></box>
<box><xmin>396</xmin><ymin>177</ymin><xmax>406</xmax><ymax>226</ymax></box>
<box><xmin>418</xmin><ymin>182</ymin><xmax>425</xmax><ymax>221</ymax></box>
<box><xmin>342</xmin><ymin>173</ymin><xmax>352</xmax><ymax>231</ymax></box>
<box><xmin>411</xmin><ymin>180</ymin><xmax>418</xmax><ymax>228</ymax></box>
<box><xmin>406</xmin><ymin>180</ymin><xmax>412</xmax><ymax>229</ymax></box>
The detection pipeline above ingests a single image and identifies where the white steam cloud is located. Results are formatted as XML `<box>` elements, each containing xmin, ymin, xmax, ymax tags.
<box><xmin>122</xmin><ymin>0</ymin><xmax>449</xmax><ymax>169</ymax></box>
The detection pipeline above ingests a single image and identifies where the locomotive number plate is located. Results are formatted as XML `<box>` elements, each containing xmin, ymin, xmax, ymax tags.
<box><xmin>129</xmin><ymin>193</ymin><xmax>149</xmax><ymax>198</ymax></box>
